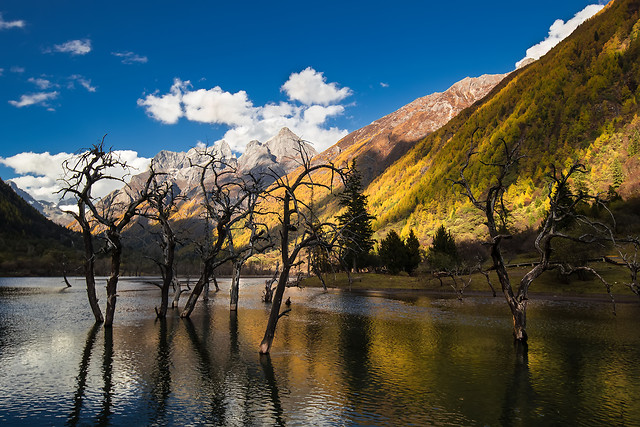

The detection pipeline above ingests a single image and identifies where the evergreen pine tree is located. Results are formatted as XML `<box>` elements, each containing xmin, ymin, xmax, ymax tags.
<box><xmin>427</xmin><ymin>225</ymin><xmax>458</xmax><ymax>270</ymax></box>
<box><xmin>379</xmin><ymin>230</ymin><xmax>406</xmax><ymax>274</ymax></box>
<box><xmin>404</xmin><ymin>229</ymin><xmax>421</xmax><ymax>273</ymax></box>
<box><xmin>337</xmin><ymin>159</ymin><xmax>375</xmax><ymax>271</ymax></box>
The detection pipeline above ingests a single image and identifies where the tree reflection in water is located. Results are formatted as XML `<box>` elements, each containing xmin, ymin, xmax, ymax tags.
<box><xmin>499</xmin><ymin>341</ymin><xmax>535</xmax><ymax>426</ymax></box>
<box><xmin>184</xmin><ymin>317</ymin><xmax>227</xmax><ymax>424</ymax></box>
<box><xmin>67</xmin><ymin>323</ymin><xmax>100</xmax><ymax>426</ymax></box>
<box><xmin>97</xmin><ymin>327</ymin><xmax>114</xmax><ymax>426</ymax></box>
<box><xmin>149</xmin><ymin>317</ymin><xmax>174</xmax><ymax>425</ymax></box>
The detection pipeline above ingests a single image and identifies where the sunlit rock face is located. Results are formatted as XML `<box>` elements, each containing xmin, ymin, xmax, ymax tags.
<box><xmin>318</xmin><ymin>73</ymin><xmax>507</xmax><ymax>185</ymax></box>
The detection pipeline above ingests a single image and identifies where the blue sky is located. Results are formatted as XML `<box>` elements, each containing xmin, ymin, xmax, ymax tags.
<box><xmin>0</xmin><ymin>0</ymin><xmax>608</xmax><ymax>202</ymax></box>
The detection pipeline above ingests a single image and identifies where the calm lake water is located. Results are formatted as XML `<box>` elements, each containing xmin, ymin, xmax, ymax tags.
<box><xmin>0</xmin><ymin>276</ymin><xmax>638</xmax><ymax>426</ymax></box>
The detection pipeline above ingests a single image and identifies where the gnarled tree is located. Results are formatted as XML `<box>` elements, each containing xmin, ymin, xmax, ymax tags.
<box><xmin>60</xmin><ymin>137</ymin><xmax>152</xmax><ymax>325</ymax></box>
<box><xmin>180</xmin><ymin>153</ymin><xmax>261</xmax><ymax>318</ymax></box>
<box><xmin>141</xmin><ymin>165</ymin><xmax>184</xmax><ymax>318</ymax></box>
<box><xmin>453</xmin><ymin>136</ymin><xmax>613</xmax><ymax>342</ymax></box>
<box><xmin>259</xmin><ymin>140</ymin><xmax>345</xmax><ymax>354</ymax></box>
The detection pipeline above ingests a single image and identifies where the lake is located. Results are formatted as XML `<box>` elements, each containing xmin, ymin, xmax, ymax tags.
<box><xmin>0</xmin><ymin>276</ymin><xmax>638</xmax><ymax>426</ymax></box>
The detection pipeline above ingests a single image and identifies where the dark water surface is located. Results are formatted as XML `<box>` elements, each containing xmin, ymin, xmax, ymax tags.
<box><xmin>0</xmin><ymin>277</ymin><xmax>638</xmax><ymax>426</ymax></box>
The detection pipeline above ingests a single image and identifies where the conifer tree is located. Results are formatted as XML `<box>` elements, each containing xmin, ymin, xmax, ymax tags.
<box><xmin>404</xmin><ymin>229</ymin><xmax>421</xmax><ymax>273</ymax></box>
<box><xmin>379</xmin><ymin>230</ymin><xmax>406</xmax><ymax>274</ymax></box>
<box><xmin>337</xmin><ymin>160</ymin><xmax>375</xmax><ymax>271</ymax></box>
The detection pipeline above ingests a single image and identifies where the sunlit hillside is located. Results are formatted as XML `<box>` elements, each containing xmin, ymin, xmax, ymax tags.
<box><xmin>366</xmin><ymin>0</ymin><xmax>640</xmax><ymax>243</ymax></box>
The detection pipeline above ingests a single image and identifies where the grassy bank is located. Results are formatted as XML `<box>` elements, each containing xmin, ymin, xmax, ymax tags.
<box><xmin>301</xmin><ymin>261</ymin><xmax>637</xmax><ymax>298</ymax></box>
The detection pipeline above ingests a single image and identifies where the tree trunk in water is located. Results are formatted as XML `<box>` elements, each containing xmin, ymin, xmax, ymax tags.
<box><xmin>180</xmin><ymin>270</ymin><xmax>209</xmax><ymax>318</ymax></box>
<box><xmin>171</xmin><ymin>277</ymin><xmax>182</xmax><ymax>308</ymax></box>
<box><xmin>203</xmin><ymin>280</ymin><xmax>210</xmax><ymax>302</ymax></box>
<box><xmin>510</xmin><ymin>300</ymin><xmax>528</xmax><ymax>342</ymax></box>
<box><xmin>259</xmin><ymin>266</ymin><xmax>290</xmax><ymax>354</ymax></box>
<box><xmin>489</xmin><ymin>241</ymin><xmax>529</xmax><ymax>343</ymax></box>
<box><xmin>104</xmin><ymin>233</ymin><xmax>122</xmax><ymax>327</ymax></box>
<box><xmin>157</xmin><ymin>272</ymin><xmax>171</xmax><ymax>318</ymax></box>
<box><xmin>230</xmin><ymin>262</ymin><xmax>241</xmax><ymax>311</ymax></box>
<box><xmin>82</xmin><ymin>228</ymin><xmax>103</xmax><ymax>324</ymax></box>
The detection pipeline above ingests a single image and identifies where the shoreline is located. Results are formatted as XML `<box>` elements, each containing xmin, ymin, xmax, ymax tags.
<box><xmin>312</xmin><ymin>285</ymin><xmax>640</xmax><ymax>304</ymax></box>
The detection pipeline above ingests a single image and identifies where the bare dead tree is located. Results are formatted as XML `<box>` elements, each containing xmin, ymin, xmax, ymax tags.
<box><xmin>262</xmin><ymin>262</ymin><xmax>280</xmax><ymax>303</ymax></box>
<box><xmin>605</xmin><ymin>236</ymin><xmax>640</xmax><ymax>298</ymax></box>
<box><xmin>59</xmin><ymin>138</ymin><xmax>121</xmax><ymax>324</ymax></box>
<box><xmin>227</xmin><ymin>173</ymin><xmax>273</xmax><ymax>311</ymax></box>
<box><xmin>452</xmin><ymin>135</ymin><xmax>613</xmax><ymax>342</ymax></box>
<box><xmin>259</xmin><ymin>140</ymin><xmax>346</xmax><ymax>354</ymax></box>
<box><xmin>60</xmin><ymin>136</ymin><xmax>154</xmax><ymax>327</ymax></box>
<box><xmin>179</xmin><ymin>153</ymin><xmax>255</xmax><ymax>318</ymax></box>
<box><xmin>140</xmin><ymin>165</ymin><xmax>184</xmax><ymax>318</ymax></box>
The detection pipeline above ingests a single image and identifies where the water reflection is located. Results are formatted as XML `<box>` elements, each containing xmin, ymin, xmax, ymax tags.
<box><xmin>0</xmin><ymin>277</ymin><xmax>638</xmax><ymax>425</ymax></box>
<box><xmin>67</xmin><ymin>324</ymin><xmax>100</xmax><ymax>426</ymax></box>
<box><xmin>259</xmin><ymin>354</ymin><xmax>285</xmax><ymax>426</ymax></box>
<box><xmin>499</xmin><ymin>342</ymin><xmax>535</xmax><ymax>426</ymax></box>
<box><xmin>149</xmin><ymin>318</ymin><xmax>172</xmax><ymax>425</ymax></box>
<box><xmin>97</xmin><ymin>328</ymin><xmax>114</xmax><ymax>426</ymax></box>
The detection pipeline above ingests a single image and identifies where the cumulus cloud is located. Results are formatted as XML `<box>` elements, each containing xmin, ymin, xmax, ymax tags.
<box><xmin>380</xmin><ymin>82</ymin><xmax>389</xmax><ymax>88</ymax></box>
<box><xmin>0</xmin><ymin>12</ymin><xmax>25</xmax><ymax>30</ymax></box>
<box><xmin>8</xmin><ymin>91</ymin><xmax>59</xmax><ymax>108</ymax></box>
<box><xmin>1</xmin><ymin>150</ymin><xmax>151</xmax><ymax>203</ymax></box>
<box><xmin>53</xmin><ymin>39</ymin><xmax>92</xmax><ymax>55</ymax></box>
<box><xmin>138</xmin><ymin>68</ymin><xmax>352</xmax><ymax>153</ymax></box>
<box><xmin>112</xmin><ymin>51</ymin><xmax>148</xmax><ymax>64</ymax></box>
<box><xmin>182</xmin><ymin>87</ymin><xmax>254</xmax><ymax>126</ymax></box>
<box><xmin>516</xmin><ymin>4</ymin><xmax>605</xmax><ymax>68</ymax></box>
<box><xmin>69</xmin><ymin>74</ymin><xmax>96</xmax><ymax>92</ymax></box>
<box><xmin>137</xmin><ymin>78</ymin><xmax>186</xmax><ymax>124</ymax></box>
<box><xmin>281</xmin><ymin>67</ymin><xmax>352</xmax><ymax>105</ymax></box>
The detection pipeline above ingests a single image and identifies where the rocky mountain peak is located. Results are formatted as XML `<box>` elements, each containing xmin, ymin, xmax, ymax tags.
<box><xmin>265</xmin><ymin>127</ymin><xmax>318</xmax><ymax>165</ymax></box>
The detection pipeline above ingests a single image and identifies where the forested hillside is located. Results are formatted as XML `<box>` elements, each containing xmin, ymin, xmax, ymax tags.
<box><xmin>366</xmin><ymin>0</ymin><xmax>640</xmax><ymax>242</ymax></box>
<box><xmin>0</xmin><ymin>178</ymin><xmax>81</xmax><ymax>275</ymax></box>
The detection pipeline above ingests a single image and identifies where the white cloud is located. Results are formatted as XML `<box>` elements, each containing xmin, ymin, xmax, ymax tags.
<box><xmin>1</xmin><ymin>150</ymin><xmax>151</xmax><ymax>203</ymax></box>
<box><xmin>53</xmin><ymin>39</ymin><xmax>92</xmax><ymax>56</ymax></box>
<box><xmin>182</xmin><ymin>87</ymin><xmax>254</xmax><ymax>126</ymax></box>
<box><xmin>380</xmin><ymin>82</ymin><xmax>389</xmax><ymax>88</ymax></box>
<box><xmin>112</xmin><ymin>51</ymin><xmax>148</xmax><ymax>64</ymax></box>
<box><xmin>69</xmin><ymin>74</ymin><xmax>96</xmax><ymax>92</ymax></box>
<box><xmin>10</xmin><ymin>66</ymin><xmax>25</xmax><ymax>73</ymax></box>
<box><xmin>138</xmin><ymin>68</ymin><xmax>352</xmax><ymax>153</ymax></box>
<box><xmin>281</xmin><ymin>67</ymin><xmax>352</xmax><ymax>105</ymax></box>
<box><xmin>8</xmin><ymin>91</ymin><xmax>59</xmax><ymax>108</ymax></box>
<box><xmin>0</xmin><ymin>13</ymin><xmax>25</xmax><ymax>30</ymax></box>
<box><xmin>137</xmin><ymin>78</ymin><xmax>185</xmax><ymax>124</ymax></box>
<box><xmin>28</xmin><ymin>77</ymin><xmax>56</xmax><ymax>90</ymax></box>
<box><xmin>516</xmin><ymin>4</ymin><xmax>605</xmax><ymax>68</ymax></box>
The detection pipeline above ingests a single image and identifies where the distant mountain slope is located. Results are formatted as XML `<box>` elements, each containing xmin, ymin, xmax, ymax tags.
<box><xmin>0</xmin><ymin>178</ymin><xmax>80</xmax><ymax>275</ymax></box>
<box><xmin>7</xmin><ymin>181</ymin><xmax>72</xmax><ymax>226</ymax></box>
<box><xmin>366</xmin><ymin>0</ymin><xmax>640</xmax><ymax>241</ymax></box>
<box><xmin>320</xmin><ymin>74</ymin><xmax>506</xmax><ymax>185</ymax></box>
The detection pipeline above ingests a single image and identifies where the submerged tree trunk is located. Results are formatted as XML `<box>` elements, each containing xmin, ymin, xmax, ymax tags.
<box><xmin>104</xmin><ymin>233</ymin><xmax>122</xmax><ymax>328</ymax></box>
<box><xmin>180</xmin><ymin>265</ymin><xmax>212</xmax><ymax>318</ymax></box>
<box><xmin>202</xmin><ymin>280</ymin><xmax>210</xmax><ymax>302</ymax></box>
<box><xmin>171</xmin><ymin>276</ymin><xmax>185</xmax><ymax>308</ymax></box>
<box><xmin>230</xmin><ymin>262</ymin><xmax>241</xmax><ymax>311</ymax></box>
<box><xmin>81</xmin><ymin>222</ymin><xmax>103</xmax><ymax>324</ymax></box>
<box><xmin>260</xmin><ymin>265</ymin><xmax>291</xmax><ymax>354</ymax></box>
